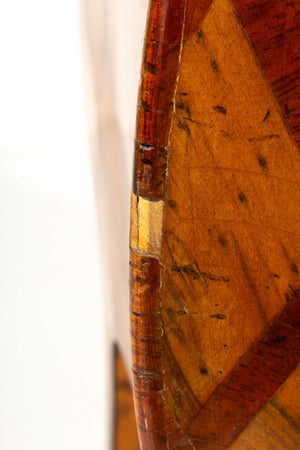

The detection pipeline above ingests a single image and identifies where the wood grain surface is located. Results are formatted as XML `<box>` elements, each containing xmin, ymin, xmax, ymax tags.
<box><xmin>114</xmin><ymin>348</ymin><xmax>139</xmax><ymax>450</ymax></box>
<box><xmin>232</xmin><ymin>365</ymin><xmax>300</xmax><ymax>449</ymax></box>
<box><xmin>130</xmin><ymin>0</ymin><xmax>300</xmax><ymax>448</ymax></box>
<box><xmin>233</xmin><ymin>0</ymin><xmax>300</xmax><ymax>146</ymax></box>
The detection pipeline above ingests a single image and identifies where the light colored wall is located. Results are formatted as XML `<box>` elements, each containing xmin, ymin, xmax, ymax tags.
<box><xmin>81</xmin><ymin>0</ymin><xmax>148</xmax><ymax>370</ymax></box>
<box><xmin>0</xmin><ymin>1</ymin><xmax>110</xmax><ymax>449</ymax></box>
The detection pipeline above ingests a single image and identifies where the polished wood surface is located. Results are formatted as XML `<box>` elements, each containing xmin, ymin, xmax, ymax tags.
<box><xmin>232</xmin><ymin>365</ymin><xmax>300</xmax><ymax>449</ymax></box>
<box><xmin>114</xmin><ymin>348</ymin><xmax>139</xmax><ymax>450</ymax></box>
<box><xmin>130</xmin><ymin>0</ymin><xmax>300</xmax><ymax>448</ymax></box>
<box><xmin>233</xmin><ymin>0</ymin><xmax>300</xmax><ymax>147</ymax></box>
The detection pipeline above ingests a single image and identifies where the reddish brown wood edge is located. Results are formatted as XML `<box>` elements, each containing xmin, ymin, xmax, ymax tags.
<box><xmin>130</xmin><ymin>250</ymin><xmax>191</xmax><ymax>448</ymax></box>
<box><xmin>130</xmin><ymin>249</ymin><xmax>300</xmax><ymax>448</ymax></box>
<box><xmin>133</xmin><ymin>0</ymin><xmax>212</xmax><ymax>200</ymax></box>
<box><xmin>130</xmin><ymin>0</ymin><xmax>300</xmax><ymax>448</ymax></box>
<box><xmin>133</xmin><ymin>0</ymin><xmax>300</xmax><ymax>200</ymax></box>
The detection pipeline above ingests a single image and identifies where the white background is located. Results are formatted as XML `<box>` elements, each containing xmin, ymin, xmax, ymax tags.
<box><xmin>0</xmin><ymin>1</ymin><xmax>108</xmax><ymax>449</ymax></box>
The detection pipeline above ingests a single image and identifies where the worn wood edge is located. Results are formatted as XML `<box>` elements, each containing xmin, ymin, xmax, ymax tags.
<box><xmin>130</xmin><ymin>0</ymin><xmax>215</xmax><ymax>447</ymax></box>
<box><xmin>130</xmin><ymin>241</ymin><xmax>300</xmax><ymax>448</ymax></box>
<box><xmin>130</xmin><ymin>192</ymin><xmax>164</xmax><ymax>258</ymax></box>
<box><xmin>130</xmin><ymin>0</ymin><xmax>300</xmax><ymax>448</ymax></box>
<box><xmin>133</xmin><ymin>0</ymin><xmax>188</xmax><ymax>200</ymax></box>
<box><xmin>130</xmin><ymin>250</ymin><xmax>196</xmax><ymax>448</ymax></box>
<box><xmin>130</xmin><ymin>1</ymin><xmax>187</xmax><ymax>440</ymax></box>
<box><xmin>132</xmin><ymin>0</ymin><xmax>213</xmax><ymax>200</ymax></box>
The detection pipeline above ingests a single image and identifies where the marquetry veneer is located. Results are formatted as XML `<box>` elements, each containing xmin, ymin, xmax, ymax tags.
<box><xmin>130</xmin><ymin>0</ymin><xmax>300</xmax><ymax>448</ymax></box>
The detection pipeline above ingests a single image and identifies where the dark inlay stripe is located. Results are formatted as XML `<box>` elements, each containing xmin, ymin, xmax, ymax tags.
<box><xmin>182</xmin><ymin>292</ymin><xmax>300</xmax><ymax>448</ymax></box>
<box><xmin>233</xmin><ymin>0</ymin><xmax>300</xmax><ymax>147</ymax></box>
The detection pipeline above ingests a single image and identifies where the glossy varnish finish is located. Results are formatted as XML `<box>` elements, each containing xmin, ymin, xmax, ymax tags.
<box><xmin>179</xmin><ymin>294</ymin><xmax>300</xmax><ymax>447</ymax></box>
<box><xmin>232</xmin><ymin>364</ymin><xmax>300</xmax><ymax>449</ymax></box>
<box><xmin>130</xmin><ymin>0</ymin><xmax>300</xmax><ymax>448</ymax></box>
<box><xmin>134</xmin><ymin>0</ymin><xmax>212</xmax><ymax>199</ymax></box>
<box><xmin>233</xmin><ymin>0</ymin><xmax>300</xmax><ymax>146</ymax></box>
